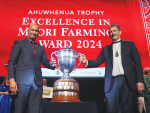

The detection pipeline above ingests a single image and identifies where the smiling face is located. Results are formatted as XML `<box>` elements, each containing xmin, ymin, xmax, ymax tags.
<box><xmin>27</xmin><ymin>24</ymin><xmax>39</xmax><ymax>40</ymax></box>
<box><xmin>109</xmin><ymin>26</ymin><xmax>121</xmax><ymax>42</ymax></box>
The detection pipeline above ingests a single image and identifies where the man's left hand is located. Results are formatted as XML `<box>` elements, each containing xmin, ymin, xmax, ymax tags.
<box><xmin>136</xmin><ymin>82</ymin><xmax>144</xmax><ymax>94</ymax></box>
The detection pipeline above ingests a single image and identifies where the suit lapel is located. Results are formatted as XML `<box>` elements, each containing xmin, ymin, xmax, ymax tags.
<box><xmin>121</xmin><ymin>40</ymin><xmax>125</xmax><ymax>61</ymax></box>
<box><xmin>24</xmin><ymin>38</ymin><xmax>34</xmax><ymax>57</ymax></box>
<box><xmin>108</xmin><ymin>44</ymin><xmax>113</xmax><ymax>65</ymax></box>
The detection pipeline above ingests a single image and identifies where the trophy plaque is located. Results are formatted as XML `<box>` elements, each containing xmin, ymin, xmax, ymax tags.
<box><xmin>51</xmin><ymin>45</ymin><xmax>81</xmax><ymax>102</ymax></box>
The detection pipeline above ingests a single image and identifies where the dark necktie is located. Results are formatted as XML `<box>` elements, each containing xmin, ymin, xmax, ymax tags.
<box><xmin>31</xmin><ymin>41</ymin><xmax>36</xmax><ymax>57</ymax></box>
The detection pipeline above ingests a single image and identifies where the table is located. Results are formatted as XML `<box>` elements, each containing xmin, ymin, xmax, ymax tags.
<box><xmin>42</xmin><ymin>101</ymin><xmax>97</xmax><ymax>113</ymax></box>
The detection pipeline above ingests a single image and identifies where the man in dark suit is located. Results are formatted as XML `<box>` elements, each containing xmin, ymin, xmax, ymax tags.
<box><xmin>8</xmin><ymin>23</ymin><xmax>56</xmax><ymax>113</ymax></box>
<box><xmin>79</xmin><ymin>24</ymin><xmax>144</xmax><ymax>113</ymax></box>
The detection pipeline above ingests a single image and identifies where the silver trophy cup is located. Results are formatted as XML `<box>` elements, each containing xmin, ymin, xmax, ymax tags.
<box><xmin>51</xmin><ymin>45</ymin><xmax>81</xmax><ymax>102</ymax></box>
<box><xmin>51</xmin><ymin>45</ymin><xmax>81</xmax><ymax>80</ymax></box>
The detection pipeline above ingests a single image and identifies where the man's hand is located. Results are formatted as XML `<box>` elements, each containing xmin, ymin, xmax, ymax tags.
<box><xmin>79</xmin><ymin>54</ymin><xmax>88</xmax><ymax>65</ymax></box>
<box><xmin>9</xmin><ymin>79</ymin><xmax>17</xmax><ymax>95</ymax></box>
<box><xmin>50</xmin><ymin>58</ymin><xmax>56</xmax><ymax>67</ymax></box>
<box><xmin>136</xmin><ymin>82</ymin><xmax>144</xmax><ymax>94</ymax></box>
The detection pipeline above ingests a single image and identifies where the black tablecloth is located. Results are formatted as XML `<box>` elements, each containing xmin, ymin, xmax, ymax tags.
<box><xmin>42</xmin><ymin>101</ymin><xmax>97</xmax><ymax>113</ymax></box>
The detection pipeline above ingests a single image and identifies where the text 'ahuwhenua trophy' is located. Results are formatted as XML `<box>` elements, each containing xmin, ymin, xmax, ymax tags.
<box><xmin>51</xmin><ymin>44</ymin><xmax>81</xmax><ymax>102</ymax></box>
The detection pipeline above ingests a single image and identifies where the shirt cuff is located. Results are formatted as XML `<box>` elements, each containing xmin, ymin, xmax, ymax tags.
<box><xmin>85</xmin><ymin>60</ymin><xmax>88</xmax><ymax>67</ymax></box>
<box><xmin>9</xmin><ymin>78</ymin><xmax>14</xmax><ymax>80</ymax></box>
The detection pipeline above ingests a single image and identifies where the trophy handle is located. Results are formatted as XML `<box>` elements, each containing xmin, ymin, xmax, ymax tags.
<box><xmin>51</xmin><ymin>51</ymin><xmax>59</xmax><ymax>70</ymax></box>
<box><xmin>74</xmin><ymin>53</ymin><xmax>82</xmax><ymax>70</ymax></box>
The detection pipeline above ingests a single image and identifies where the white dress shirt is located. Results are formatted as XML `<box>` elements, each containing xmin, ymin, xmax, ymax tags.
<box><xmin>112</xmin><ymin>39</ymin><xmax>125</xmax><ymax>76</ymax></box>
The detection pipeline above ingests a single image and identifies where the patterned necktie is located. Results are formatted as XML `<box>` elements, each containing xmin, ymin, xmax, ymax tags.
<box><xmin>31</xmin><ymin>41</ymin><xmax>36</xmax><ymax>57</ymax></box>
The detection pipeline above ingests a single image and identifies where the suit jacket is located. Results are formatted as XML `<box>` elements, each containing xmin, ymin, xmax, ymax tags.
<box><xmin>8</xmin><ymin>38</ymin><xmax>55</xmax><ymax>86</ymax></box>
<box><xmin>87</xmin><ymin>40</ymin><xmax>144</xmax><ymax>93</ymax></box>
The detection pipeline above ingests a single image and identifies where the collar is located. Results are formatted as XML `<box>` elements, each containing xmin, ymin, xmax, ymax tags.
<box><xmin>43</xmin><ymin>85</ymin><xmax>47</xmax><ymax>87</ymax></box>
<box><xmin>112</xmin><ymin>39</ymin><xmax>121</xmax><ymax>44</ymax></box>
<box><xmin>27</xmin><ymin>37</ymin><xmax>36</xmax><ymax>44</ymax></box>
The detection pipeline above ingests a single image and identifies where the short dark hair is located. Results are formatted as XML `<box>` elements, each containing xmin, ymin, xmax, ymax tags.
<box><xmin>109</xmin><ymin>24</ymin><xmax>121</xmax><ymax>31</ymax></box>
<box><xmin>144</xmin><ymin>67</ymin><xmax>150</xmax><ymax>75</ymax></box>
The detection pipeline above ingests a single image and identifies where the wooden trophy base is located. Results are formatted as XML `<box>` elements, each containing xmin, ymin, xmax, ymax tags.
<box><xmin>51</xmin><ymin>79</ymin><xmax>81</xmax><ymax>102</ymax></box>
